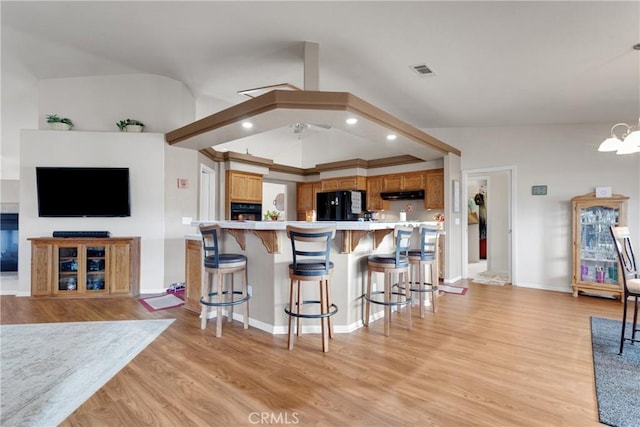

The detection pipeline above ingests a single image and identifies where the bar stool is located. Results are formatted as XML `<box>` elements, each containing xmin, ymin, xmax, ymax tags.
<box><xmin>364</xmin><ymin>225</ymin><xmax>413</xmax><ymax>336</ymax></box>
<box><xmin>199</xmin><ymin>224</ymin><xmax>250</xmax><ymax>338</ymax></box>
<box><xmin>610</xmin><ymin>226</ymin><xmax>640</xmax><ymax>354</ymax></box>
<box><xmin>284</xmin><ymin>225</ymin><xmax>337</xmax><ymax>352</ymax></box>
<box><xmin>408</xmin><ymin>225</ymin><xmax>441</xmax><ymax>318</ymax></box>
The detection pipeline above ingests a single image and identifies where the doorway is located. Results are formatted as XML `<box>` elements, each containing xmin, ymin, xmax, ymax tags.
<box><xmin>199</xmin><ymin>165</ymin><xmax>215</xmax><ymax>221</ymax></box>
<box><xmin>462</xmin><ymin>167</ymin><xmax>514</xmax><ymax>285</ymax></box>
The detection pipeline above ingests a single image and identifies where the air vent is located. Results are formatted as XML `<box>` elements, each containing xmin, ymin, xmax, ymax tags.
<box><xmin>411</xmin><ymin>64</ymin><xmax>436</xmax><ymax>77</ymax></box>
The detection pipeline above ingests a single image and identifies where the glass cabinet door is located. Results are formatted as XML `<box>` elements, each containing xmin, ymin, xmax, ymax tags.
<box><xmin>57</xmin><ymin>246</ymin><xmax>79</xmax><ymax>292</ymax></box>
<box><xmin>578</xmin><ymin>206</ymin><xmax>619</xmax><ymax>284</ymax></box>
<box><xmin>85</xmin><ymin>246</ymin><xmax>106</xmax><ymax>292</ymax></box>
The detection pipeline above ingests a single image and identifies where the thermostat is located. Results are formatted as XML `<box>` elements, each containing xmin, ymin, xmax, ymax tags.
<box><xmin>531</xmin><ymin>185</ymin><xmax>547</xmax><ymax>196</ymax></box>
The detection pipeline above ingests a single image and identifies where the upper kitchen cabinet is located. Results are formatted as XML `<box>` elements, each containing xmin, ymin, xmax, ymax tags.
<box><xmin>403</xmin><ymin>172</ymin><xmax>425</xmax><ymax>190</ymax></box>
<box><xmin>226</xmin><ymin>171</ymin><xmax>263</xmax><ymax>203</ymax></box>
<box><xmin>321</xmin><ymin>176</ymin><xmax>366</xmax><ymax>192</ymax></box>
<box><xmin>382</xmin><ymin>171</ymin><xmax>425</xmax><ymax>192</ymax></box>
<box><xmin>296</xmin><ymin>181</ymin><xmax>322</xmax><ymax>220</ymax></box>
<box><xmin>366</xmin><ymin>176</ymin><xmax>387</xmax><ymax>211</ymax></box>
<box><xmin>424</xmin><ymin>169</ymin><xmax>444</xmax><ymax>209</ymax></box>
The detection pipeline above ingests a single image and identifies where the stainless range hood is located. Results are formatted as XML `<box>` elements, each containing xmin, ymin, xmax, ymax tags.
<box><xmin>380</xmin><ymin>189</ymin><xmax>425</xmax><ymax>200</ymax></box>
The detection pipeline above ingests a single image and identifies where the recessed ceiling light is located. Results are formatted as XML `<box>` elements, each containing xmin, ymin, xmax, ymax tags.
<box><xmin>386</xmin><ymin>134</ymin><xmax>397</xmax><ymax>141</ymax></box>
<box><xmin>346</xmin><ymin>118</ymin><xmax>358</xmax><ymax>125</ymax></box>
<box><xmin>242</xmin><ymin>122</ymin><xmax>253</xmax><ymax>129</ymax></box>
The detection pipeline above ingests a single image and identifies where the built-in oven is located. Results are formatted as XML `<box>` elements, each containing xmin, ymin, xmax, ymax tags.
<box><xmin>230</xmin><ymin>202</ymin><xmax>262</xmax><ymax>221</ymax></box>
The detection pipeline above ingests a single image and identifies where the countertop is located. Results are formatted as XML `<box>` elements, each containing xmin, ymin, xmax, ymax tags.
<box><xmin>190</xmin><ymin>220</ymin><xmax>440</xmax><ymax>231</ymax></box>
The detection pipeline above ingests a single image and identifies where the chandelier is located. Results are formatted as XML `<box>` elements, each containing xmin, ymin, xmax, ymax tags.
<box><xmin>598</xmin><ymin>118</ymin><xmax>640</xmax><ymax>155</ymax></box>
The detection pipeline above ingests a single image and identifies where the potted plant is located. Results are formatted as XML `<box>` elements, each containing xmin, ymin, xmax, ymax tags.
<box><xmin>46</xmin><ymin>114</ymin><xmax>73</xmax><ymax>131</ymax></box>
<box><xmin>117</xmin><ymin>118</ymin><xmax>145</xmax><ymax>132</ymax></box>
<box><xmin>264</xmin><ymin>210</ymin><xmax>280</xmax><ymax>221</ymax></box>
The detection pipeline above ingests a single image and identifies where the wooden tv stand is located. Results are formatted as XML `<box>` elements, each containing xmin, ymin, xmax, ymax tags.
<box><xmin>29</xmin><ymin>236</ymin><xmax>140</xmax><ymax>297</ymax></box>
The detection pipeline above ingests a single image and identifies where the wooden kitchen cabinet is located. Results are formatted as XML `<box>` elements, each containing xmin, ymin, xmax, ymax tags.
<box><xmin>321</xmin><ymin>176</ymin><xmax>366</xmax><ymax>191</ymax></box>
<box><xmin>381</xmin><ymin>174</ymin><xmax>403</xmax><ymax>192</ymax></box>
<box><xmin>403</xmin><ymin>172</ymin><xmax>425</xmax><ymax>190</ymax></box>
<box><xmin>366</xmin><ymin>176</ymin><xmax>387</xmax><ymax>211</ymax></box>
<box><xmin>29</xmin><ymin>237</ymin><xmax>140</xmax><ymax>297</ymax></box>
<box><xmin>226</xmin><ymin>170</ymin><xmax>263</xmax><ymax>203</ymax></box>
<box><xmin>296</xmin><ymin>181</ymin><xmax>322</xmax><ymax>220</ymax></box>
<box><xmin>425</xmin><ymin>169</ymin><xmax>444</xmax><ymax>209</ymax></box>
<box><xmin>184</xmin><ymin>238</ymin><xmax>203</xmax><ymax>312</ymax></box>
<box><xmin>382</xmin><ymin>171</ymin><xmax>425</xmax><ymax>192</ymax></box>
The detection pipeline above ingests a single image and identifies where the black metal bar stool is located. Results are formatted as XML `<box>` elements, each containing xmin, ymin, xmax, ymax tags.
<box><xmin>408</xmin><ymin>225</ymin><xmax>441</xmax><ymax>318</ymax></box>
<box><xmin>364</xmin><ymin>225</ymin><xmax>413</xmax><ymax>336</ymax></box>
<box><xmin>199</xmin><ymin>224</ymin><xmax>250</xmax><ymax>338</ymax></box>
<box><xmin>610</xmin><ymin>225</ymin><xmax>640</xmax><ymax>354</ymax></box>
<box><xmin>284</xmin><ymin>225</ymin><xmax>337</xmax><ymax>352</ymax></box>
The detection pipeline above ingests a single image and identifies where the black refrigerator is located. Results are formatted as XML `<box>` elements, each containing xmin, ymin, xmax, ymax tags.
<box><xmin>316</xmin><ymin>190</ymin><xmax>366</xmax><ymax>221</ymax></box>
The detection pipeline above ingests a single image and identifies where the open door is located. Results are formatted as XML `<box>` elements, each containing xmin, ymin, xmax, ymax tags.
<box><xmin>463</xmin><ymin>167</ymin><xmax>513</xmax><ymax>285</ymax></box>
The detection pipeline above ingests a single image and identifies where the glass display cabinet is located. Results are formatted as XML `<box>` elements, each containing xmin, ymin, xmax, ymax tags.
<box><xmin>571</xmin><ymin>192</ymin><xmax>628</xmax><ymax>300</ymax></box>
<box><xmin>55</xmin><ymin>244</ymin><xmax>108</xmax><ymax>295</ymax></box>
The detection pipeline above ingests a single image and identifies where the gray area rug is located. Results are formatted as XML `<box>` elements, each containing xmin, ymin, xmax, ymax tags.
<box><xmin>591</xmin><ymin>317</ymin><xmax>640</xmax><ymax>427</ymax></box>
<box><xmin>1</xmin><ymin>319</ymin><xmax>175</xmax><ymax>427</ymax></box>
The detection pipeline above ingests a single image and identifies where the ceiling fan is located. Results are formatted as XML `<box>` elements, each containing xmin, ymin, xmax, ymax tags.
<box><xmin>289</xmin><ymin>122</ymin><xmax>332</xmax><ymax>138</ymax></box>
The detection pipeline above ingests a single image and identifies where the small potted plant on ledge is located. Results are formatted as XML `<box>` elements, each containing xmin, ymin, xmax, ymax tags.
<box><xmin>117</xmin><ymin>118</ymin><xmax>145</xmax><ymax>132</ymax></box>
<box><xmin>264</xmin><ymin>210</ymin><xmax>280</xmax><ymax>221</ymax></box>
<box><xmin>46</xmin><ymin>114</ymin><xmax>73</xmax><ymax>131</ymax></box>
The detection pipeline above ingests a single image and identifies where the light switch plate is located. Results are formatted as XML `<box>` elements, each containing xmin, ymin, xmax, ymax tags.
<box><xmin>531</xmin><ymin>185</ymin><xmax>547</xmax><ymax>196</ymax></box>
<box><xmin>177</xmin><ymin>178</ymin><xmax>189</xmax><ymax>189</ymax></box>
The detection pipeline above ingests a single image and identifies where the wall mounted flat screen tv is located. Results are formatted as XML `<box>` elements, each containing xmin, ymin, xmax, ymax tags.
<box><xmin>36</xmin><ymin>167</ymin><xmax>131</xmax><ymax>217</ymax></box>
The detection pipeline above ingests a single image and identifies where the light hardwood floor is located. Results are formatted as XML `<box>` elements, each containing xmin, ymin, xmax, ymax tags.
<box><xmin>1</xmin><ymin>281</ymin><xmax>623</xmax><ymax>426</ymax></box>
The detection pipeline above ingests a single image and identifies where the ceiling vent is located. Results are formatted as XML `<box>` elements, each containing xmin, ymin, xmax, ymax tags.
<box><xmin>411</xmin><ymin>64</ymin><xmax>436</xmax><ymax>77</ymax></box>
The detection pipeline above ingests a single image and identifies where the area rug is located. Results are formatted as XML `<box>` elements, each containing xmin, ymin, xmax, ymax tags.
<box><xmin>139</xmin><ymin>291</ymin><xmax>184</xmax><ymax>312</ymax></box>
<box><xmin>590</xmin><ymin>316</ymin><xmax>640</xmax><ymax>427</ymax></box>
<box><xmin>439</xmin><ymin>284</ymin><xmax>468</xmax><ymax>295</ymax></box>
<box><xmin>472</xmin><ymin>270</ymin><xmax>508</xmax><ymax>286</ymax></box>
<box><xmin>0</xmin><ymin>319</ymin><xmax>175</xmax><ymax>427</ymax></box>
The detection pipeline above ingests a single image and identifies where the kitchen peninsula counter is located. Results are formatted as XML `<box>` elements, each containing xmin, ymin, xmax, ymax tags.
<box><xmin>188</xmin><ymin>220</ymin><xmax>436</xmax><ymax>254</ymax></box>
<box><xmin>184</xmin><ymin>220</ymin><xmax>441</xmax><ymax>335</ymax></box>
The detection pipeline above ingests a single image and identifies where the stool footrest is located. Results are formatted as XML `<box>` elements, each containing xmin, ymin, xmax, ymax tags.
<box><xmin>406</xmin><ymin>281</ymin><xmax>439</xmax><ymax>293</ymax></box>
<box><xmin>200</xmin><ymin>290</ymin><xmax>250</xmax><ymax>307</ymax></box>
<box><xmin>363</xmin><ymin>290</ymin><xmax>412</xmax><ymax>307</ymax></box>
<box><xmin>285</xmin><ymin>300</ymin><xmax>338</xmax><ymax>319</ymax></box>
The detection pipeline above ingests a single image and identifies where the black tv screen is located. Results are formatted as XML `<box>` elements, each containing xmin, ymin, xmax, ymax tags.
<box><xmin>36</xmin><ymin>167</ymin><xmax>131</xmax><ymax>217</ymax></box>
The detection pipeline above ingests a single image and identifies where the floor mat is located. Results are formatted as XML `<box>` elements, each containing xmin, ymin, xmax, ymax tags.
<box><xmin>139</xmin><ymin>292</ymin><xmax>184</xmax><ymax>312</ymax></box>
<box><xmin>439</xmin><ymin>285</ymin><xmax>468</xmax><ymax>295</ymax></box>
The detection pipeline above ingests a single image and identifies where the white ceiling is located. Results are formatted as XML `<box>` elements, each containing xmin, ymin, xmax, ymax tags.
<box><xmin>3</xmin><ymin>1</ymin><xmax>639</xmax><ymax>167</ymax></box>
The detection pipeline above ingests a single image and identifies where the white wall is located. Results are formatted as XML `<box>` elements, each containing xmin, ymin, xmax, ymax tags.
<box><xmin>38</xmin><ymin>74</ymin><xmax>195</xmax><ymax>133</ymax></box>
<box><xmin>1</xmin><ymin>31</ymin><xmax>39</xmax><ymax>181</ymax></box>
<box><xmin>18</xmin><ymin>130</ymin><xmax>166</xmax><ymax>296</ymax></box>
<box><xmin>263</xmin><ymin>182</ymin><xmax>288</xmax><ymax>221</ymax></box>
<box><xmin>164</xmin><ymin>144</ymin><xmax>200</xmax><ymax>287</ymax></box>
<box><xmin>3</xmin><ymin>72</ymin><xmax>199</xmax><ymax>295</ymax></box>
<box><xmin>443</xmin><ymin>153</ymin><xmax>463</xmax><ymax>282</ymax></box>
<box><xmin>428</xmin><ymin>124</ymin><xmax>640</xmax><ymax>292</ymax></box>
